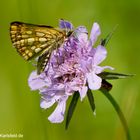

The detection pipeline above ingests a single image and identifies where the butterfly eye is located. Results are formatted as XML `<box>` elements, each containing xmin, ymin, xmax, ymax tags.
<box><xmin>66</xmin><ymin>31</ymin><xmax>73</xmax><ymax>37</ymax></box>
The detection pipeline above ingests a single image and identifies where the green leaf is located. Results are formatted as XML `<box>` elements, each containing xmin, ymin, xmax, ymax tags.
<box><xmin>98</xmin><ymin>72</ymin><xmax>134</xmax><ymax>80</ymax></box>
<box><xmin>100</xmin><ymin>87</ymin><xmax>131</xmax><ymax>140</ymax></box>
<box><xmin>101</xmin><ymin>24</ymin><xmax>118</xmax><ymax>47</ymax></box>
<box><xmin>87</xmin><ymin>89</ymin><xmax>96</xmax><ymax>115</ymax></box>
<box><xmin>65</xmin><ymin>91</ymin><xmax>79</xmax><ymax>130</ymax></box>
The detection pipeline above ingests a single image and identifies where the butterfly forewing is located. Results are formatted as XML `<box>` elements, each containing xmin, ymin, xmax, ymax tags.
<box><xmin>10</xmin><ymin>21</ymin><xmax>66</xmax><ymax>60</ymax></box>
<box><xmin>10</xmin><ymin>21</ymin><xmax>66</xmax><ymax>74</ymax></box>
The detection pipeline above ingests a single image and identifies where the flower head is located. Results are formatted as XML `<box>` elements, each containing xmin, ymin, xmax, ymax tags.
<box><xmin>28</xmin><ymin>20</ymin><xmax>113</xmax><ymax>123</ymax></box>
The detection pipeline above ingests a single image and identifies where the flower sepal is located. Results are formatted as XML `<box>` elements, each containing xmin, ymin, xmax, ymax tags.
<box><xmin>65</xmin><ymin>91</ymin><xmax>80</xmax><ymax>130</ymax></box>
<box><xmin>98</xmin><ymin>72</ymin><xmax>134</xmax><ymax>80</ymax></box>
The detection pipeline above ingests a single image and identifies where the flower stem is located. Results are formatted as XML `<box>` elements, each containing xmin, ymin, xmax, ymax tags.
<box><xmin>100</xmin><ymin>87</ymin><xmax>131</xmax><ymax>140</ymax></box>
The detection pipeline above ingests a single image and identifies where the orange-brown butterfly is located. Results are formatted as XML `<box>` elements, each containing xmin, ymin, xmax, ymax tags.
<box><xmin>10</xmin><ymin>20</ymin><xmax>72</xmax><ymax>74</ymax></box>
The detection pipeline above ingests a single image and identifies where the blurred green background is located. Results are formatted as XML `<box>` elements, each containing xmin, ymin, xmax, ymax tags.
<box><xmin>0</xmin><ymin>0</ymin><xmax>140</xmax><ymax>140</ymax></box>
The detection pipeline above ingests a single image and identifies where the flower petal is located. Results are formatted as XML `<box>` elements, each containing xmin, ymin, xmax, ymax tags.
<box><xmin>79</xmin><ymin>86</ymin><xmax>88</xmax><ymax>101</ymax></box>
<box><xmin>95</xmin><ymin>66</ymin><xmax>114</xmax><ymax>74</ymax></box>
<box><xmin>28</xmin><ymin>71</ymin><xmax>47</xmax><ymax>90</ymax></box>
<box><xmin>89</xmin><ymin>22</ymin><xmax>101</xmax><ymax>46</ymax></box>
<box><xmin>59</xmin><ymin>19</ymin><xmax>73</xmax><ymax>30</ymax></box>
<box><xmin>74</xmin><ymin>26</ymin><xmax>88</xmax><ymax>43</ymax></box>
<box><xmin>86</xmin><ymin>72</ymin><xmax>102</xmax><ymax>90</ymax></box>
<box><xmin>93</xmin><ymin>45</ymin><xmax>107</xmax><ymax>65</ymax></box>
<box><xmin>48</xmin><ymin>96</ymin><xmax>68</xmax><ymax>123</ymax></box>
<box><xmin>75</xmin><ymin>26</ymin><xmax>88</xmax><ymax>34</ymax></box>
<box><xmin>40</xmin><ymin>98</ymin><xmax>55</xmax><ymax>109</ymax></box>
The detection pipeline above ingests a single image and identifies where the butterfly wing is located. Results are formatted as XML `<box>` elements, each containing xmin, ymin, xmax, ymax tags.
<box><xmin>37</xmin><ymin>50</ymin><xmax>52</xmax><ymax>74</ymax></box>
<box><xmin>10</xmin><ymin>21</ymin><xmax>66</xmax><ymax>61</ymax></box>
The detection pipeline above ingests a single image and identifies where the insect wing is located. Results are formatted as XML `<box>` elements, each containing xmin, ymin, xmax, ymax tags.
<box><xmin>10</xmin><ymin>21</ymin><xmax>65</xmax><ymax>61</ymax></box>
<box><xmin>37</xmin><ymin>51</ymin><xmax>52</xmax><ymax>74</ymax></box>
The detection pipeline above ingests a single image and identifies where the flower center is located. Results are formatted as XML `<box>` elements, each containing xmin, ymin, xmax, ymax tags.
<box><xmin>57</xmin><ymin>73</ymin><xmax>76</xmax><ymax>83</ymax></box>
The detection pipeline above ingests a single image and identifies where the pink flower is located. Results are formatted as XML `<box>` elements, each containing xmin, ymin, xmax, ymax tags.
<box><xmin>28</xmin><ymin>20</ymin><xmax>113</xmax><ymax>123</ymax></box>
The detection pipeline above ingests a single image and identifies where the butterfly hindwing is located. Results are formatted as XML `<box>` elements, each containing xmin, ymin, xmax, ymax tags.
<box><xmin>10</xmin><ymin>21</ymin><xmax>66</xmax><ymax>61</ymax></box>
<box><xmin>37</xmin><ymin>50</ymin><xmax>52</xmax><ymax>74</ymax></box>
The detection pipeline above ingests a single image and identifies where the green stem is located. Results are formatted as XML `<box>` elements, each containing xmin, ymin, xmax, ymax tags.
<box><xmin>100</xmin><ymin>88</ymin><xmax>131</xmax><ymax>140</ymax></box>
